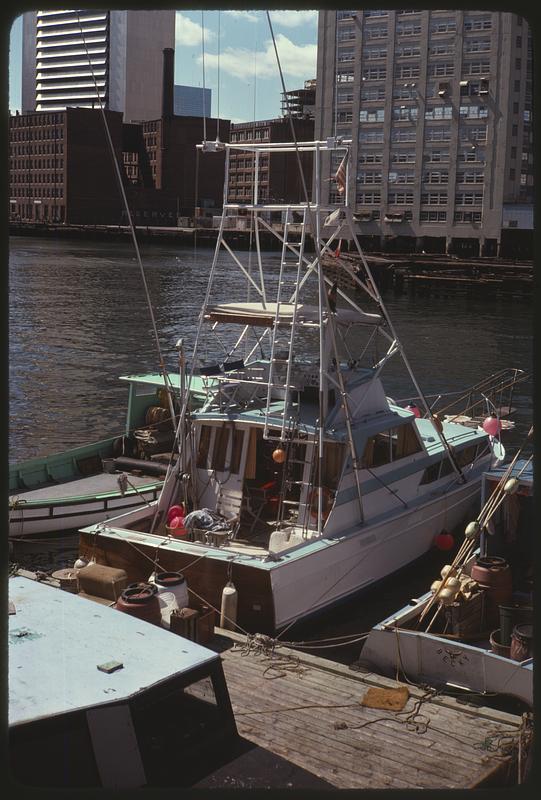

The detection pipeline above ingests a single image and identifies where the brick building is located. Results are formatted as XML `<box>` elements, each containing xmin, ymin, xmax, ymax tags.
<box><xmin>9</xmin><ymin>108</ymin><xmax>230</xmax><ymax>225</ymax></box>
<box><xmin>227</xmin><ymin>117</ymin><xmax>315</xmax><ymax>206</ymax></box>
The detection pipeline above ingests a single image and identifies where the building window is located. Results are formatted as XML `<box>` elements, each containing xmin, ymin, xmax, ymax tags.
<box><xmin>391</xmin><ymin>127</ymin><xmax>417</xmax><ymax>142</ymax></box>
<box><xmin>458</xmin><ymin>147</ymin><xmax>485</xmax><ymax>162</ymax></box>
<box><xmin>356</xmin><ymin>191</ymin><xmax>381</xmax><ymax>204</ymax></box>
<box><xmin>454</xmin><ymin>210</ymin><xmax>482</xmax><ymax>223</ymax></box>
<box><xmin>337</xmin><ymin>47</ymin><xmax>355</xmax><ymax>63</ymax></box>
<box><xmin>359</xmin><ymin>152</ymin><xmax>383</xmax><ymax>164</ymax></box>
<box><xmin>395</xmin><ymin>63</ymin><xmax>421</xmax><ymax>79</ymax></box>
<box><xmin>429</xmin><ymin>42</ymin><xmax>455</xmax><ymax>56</ymax></box>
<box><xmin>430</xmin><ymin>19</ymin><xmax>457</xmax><ymax>35</ymax></box>
<box><xmin>462</xmin><ymin>60</ymin><xmax>490</xmax><ymax>76</ymax></box>
<box><xmin>426</xmin><ymin>149</ymin><xmax>450</xmax><ymax>163</ymax></box>
<box><xmin>364</xmin><ymin>25</ymin><xmax>388</xmax><ymax>39</ymax></box>
<box><xmin>423</xmin><ymin>170</ymin><xmax>449</xmax><ymax>184</ymax></box>
<box><xmin>509</xmin><ymin>168</ymin><xmax>516</xmax><ymax>180</ymax></box>
<box><xmin>455</xmin><ymin>191</ymin><xmax>484</xmax><ymax>205</ymax></box>
<box><xmin>463</xmin><ymin>38</ymin><xmax>491</xmax><ymax>53</ymax></box>
<box><xmin>362</xmin><ymin>86</ymin><xmax>386</xmax><ymax>101</ymax></box>
<box><xmin>425</xmin><ymin>105</ymin><xmax>453</xmax><ymax>120</ymax></box>
<box><xmin>396</xmin><ymin>22</ymin><xmax>422</xmax><ymax>36</ymax></box>
<box><xmin>357</xmin><ymin>171</ymin><xmax>383</xmax><ymax>184</ymax></box>
<box><xmin>359</xmin><ymin>129</ymin><xmax>385</xmax><ymax>143</ymax></box>
<box><xmin>516</xmin><ymin>58</ymin><xmax>522</xmax><ymax>70</ymax></box>
<box><xmin>421</xmin><ymin>191</ymin><xmax>448</xmax><ymax>205</ymax></box>
<box><xmin>459</xmin><ymin>125</ymin><xmax>487</xmax><ymax>142</ymax></box>
<box><xmin>363</xmin><ymin>66</ymin><xmax>387</xmax><ymax>80</ymax></box>
<box><xmin>391</xmin><ymin>150</ymin><xmax>416</xmax><ymax>164</ymax></box>
<box><xmin>456</xmin><ymin>169</ymin><xmax>485</xmax><ymax>184</ymax></box>
<box><xmin>360</xmin><ymin>108</ymin><xmax>385</xmax><ymax>123</ymax></box>
<box><xmin>427</xmin><ymin>62</ymin><xmax>454</xmax><ymax>77</ymax></box>
<box><xmin>388</xmin><ymin>191</ymin><xmax>414</xmax><ymax>204</ymax></box>
<box><xmin>425</xmin><ymin>126</ymin><xmax>451</xmax><ymax>142</ymax></box>
<box><xmin>420</xmin><ymin>210</ymin><xmax>447</xmax><ymax>222</ymax></box>
<box><xmin>459</xmin><ymin>105</ymin><xmax>488</xmax><ymax>119</ymax></box>
<box><xmin>365</xmin><ymin>46</ymin><xmax>388</xmax><ymax>60</ymax></box>
<box><xmin>337</xmin><ymin>89</ymin><xmax>354</xmax><ymax>104</ymax></box>
<box><xmin>336</xmin><ymin>69</ymin><xmax>354</xmax><ymax>83</ymax></box>
<box><xmin>464</xmin><ymin>15</ymin><xmax>492</xmax><ymax>31</ymax></box>
<box><xmin>388</xmin><ymin>170</ymin><xmax>416</xmax><ymax>184</ymax></box>
<box><xmin>338</xmin><ymin>26</ymin><xmax>356</xmax><ymax>42</ymax></box>
<box><xmin>392</xmin><ymin>105</ymin><xmax>418</xmax><ymax>122</ymax></box>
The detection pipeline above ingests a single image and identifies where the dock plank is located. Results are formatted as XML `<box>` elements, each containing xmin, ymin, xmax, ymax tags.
<box><xmin>215</xmin><ymin>631</ymin><xmax>521</xmax><ymax>789</ymax></box>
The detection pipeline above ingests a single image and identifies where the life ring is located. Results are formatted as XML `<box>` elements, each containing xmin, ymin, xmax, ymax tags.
<box><xmin>309</xmin><ymin>487</ymin><xmax>334</xmax><ymax>522</ymax></box>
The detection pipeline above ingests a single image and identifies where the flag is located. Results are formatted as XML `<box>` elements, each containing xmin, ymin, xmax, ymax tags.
<box><xmin>334</xmin><ymin>239</ymin><xmax>342</xmax><ymax>258</ymax></box>
<box><xmin>334</xmin><ymin>153</ymin><xmax>348</xmax><ymax>195</ymax></box>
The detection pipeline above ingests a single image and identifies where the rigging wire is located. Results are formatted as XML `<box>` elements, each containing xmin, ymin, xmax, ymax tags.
<box><xmin>201</xmin><ymin>10</ymin><xmax>207</xmax><ymax>142</ymax></box>
<box><xmin>216</xmin><ymin>9</ymin><xmax>221</xmax><ymax>141</ymax></box>
<box><xmin>74</xmin><ymin>12</ymin><xmax>176</xmax><ymax>425</ymax></box>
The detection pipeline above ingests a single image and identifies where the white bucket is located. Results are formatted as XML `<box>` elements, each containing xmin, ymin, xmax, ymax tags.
<box><xmin>148</xmin><ymin>571</ymin><xmax>189</xmax><ymax>629</ymax></box>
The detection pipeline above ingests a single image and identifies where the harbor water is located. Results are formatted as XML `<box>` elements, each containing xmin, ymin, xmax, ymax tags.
<box><xmin>9</xmin><ymin>235</ymin><xmax>533</xmax><ymax>659</ymax></box>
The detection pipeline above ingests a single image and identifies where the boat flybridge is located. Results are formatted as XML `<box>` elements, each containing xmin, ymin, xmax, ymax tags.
<box><xmin>79</xmin><ymin>137</ymin><xmax>506</xmax><ymax>634</ymax></box>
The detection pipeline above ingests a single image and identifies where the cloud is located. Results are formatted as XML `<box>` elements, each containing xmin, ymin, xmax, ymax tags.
<box><xmin>268</xmin><ymin>10</ymin><xmax>318</xmax><ymax>29</ymax></box>
<box><xmin>175</xmin><ymin>11</ymin><xmax>215</xmax><ymax>47</ymax></box>
<box><xmin>223</xmin><ymin>10</ymin><xmax>259</xmax><ymax>24</ymax></box>
<box><xmin>199</xmin><ymin>33</ymin><xmax>317</xmax><ymax>83</ymax></box>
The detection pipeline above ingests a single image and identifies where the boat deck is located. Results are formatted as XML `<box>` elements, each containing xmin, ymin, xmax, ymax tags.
<box><xmin>11</xmin><ymin>471</ymin><xmax>161</xmax><ymax>502</ymax></box>
<box><xmin>214</xmin><ymin>629</ymin><xmax>522</xmax><ymax>789</ymax></box>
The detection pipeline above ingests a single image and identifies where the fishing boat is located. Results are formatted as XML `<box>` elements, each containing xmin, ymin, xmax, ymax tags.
<box><xmin>9</xmin><ymin>370</ymin><xmax>210</xmax><ymax>539</ymax></box>
<box><xmin>359</xmin><ymin>451</ymin><xmax>533</xmax><ymax>707</ymax></box>
<box><xmin>8</xmin><ymin>572</ymin><xmax>238</xmax><ymax>788</ymax></box>
<box><xmin>75</xmin><ymin>133</ymin><xmax>527</xmax><ymax>636</ymax></box>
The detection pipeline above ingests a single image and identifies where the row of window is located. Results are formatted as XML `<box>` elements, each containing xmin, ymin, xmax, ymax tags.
<box><xmin>354</xmin><ymin>60</ymin><xmax>491</xmax><ymax>81</ymax></box>
<box><xmin>11</xmin><ymin>127</ymin><xmax>64</xmax><ymax>141</ymax></box>
<box><xmin>357</xmin><ymin>125</ymin><xmax>487</xmax><ymax>143</ymax></box>
<box><xmin>355</xmin><ymin>191</ymin><xmax>484</xmax><ymax>206</ymax></box>
<box><xmin>356</xmin><ymin>170</ymin><xmax>485</xmax><ymax>185</ymax></box>
<box><xmin>11</xmin><ymin>187</ymin><xmax>64</xmax><ymax>198</ymax></box>
<box><xmin>11</xmin><ymin>158</ymin><xmax>64</xmax><ymax>170</ymax></box>
<box><xmin>10</xmin><ymin>171</ymin><xmax>64</xmax><ymax>183</ymax></box>
<box><xmin>347</xmin><ymin>207</ymin><xmax>484</xmax><ymax>225</ymax></box>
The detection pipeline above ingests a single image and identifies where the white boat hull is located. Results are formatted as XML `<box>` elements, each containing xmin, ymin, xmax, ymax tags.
<box><xmin>9</xmin><ymin>486</ymin><xmax>162</xmax><ymax>539</ymax></box>
<box><xmin>271</xmin><ymin>479</ymin><xmax>481</xmax><ymax>629</ymax></box>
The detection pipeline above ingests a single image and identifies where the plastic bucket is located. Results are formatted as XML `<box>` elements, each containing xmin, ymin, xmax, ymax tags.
<box><xmin>148</xmin><ymin>571</ymin><xmax>189</xmax><ymax>629</ymax></box>
<box><xmin>510</xmin><ymin>624</ymin><xmax>533</xmax><ymax>662</ymax></box>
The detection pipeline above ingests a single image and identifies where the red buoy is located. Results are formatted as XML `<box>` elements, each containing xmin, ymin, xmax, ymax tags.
<box><xmin>434</xmin><ymin>531</ymin><xmax>454</xmax><ymax>551</ymax></box>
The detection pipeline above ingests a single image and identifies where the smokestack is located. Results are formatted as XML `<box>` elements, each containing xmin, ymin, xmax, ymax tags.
<box><xmin>162</xmin><ymin>47</ymin><xmax>174</xmax><ymax>118</ymax></box>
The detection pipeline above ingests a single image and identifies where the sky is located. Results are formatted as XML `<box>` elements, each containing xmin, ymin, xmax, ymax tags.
<box><xmin>8</xmin><ymin>9</ymin><xmax>319</xmax><ymax>123</ymax></box>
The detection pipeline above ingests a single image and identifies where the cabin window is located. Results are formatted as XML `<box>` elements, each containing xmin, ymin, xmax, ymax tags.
<box><xmin>362</xmin><ymin>423</ymin><xmax>422</xmax><ymax>468</ymax></box>
<box><xmin>420</xmin><ymin>461</ymin><xmax>441</xmax><ymax>484</ymax></box>
<box><xmin>196</xmin><ymin>425</ymin><xmax>212</xmax><ymax>468</ymax></box>
<box><xmin>439</xmin><ymin>458</ymin><xmax>454</xmax><ymax>477</ymax></box>
<box><xmin>230</xmin><ymin>428</ymin><xmax>244</xmax><ymax>474</ymax></box>
<box><xmin>211</xmin><ymin>426</ymin><xmax>230</xmax><ymax>472</ymax></box>
<box><xmin>454</xmin><ymin>445</ymin><xmax>477</xmax><ymax>468</ymax></box>
<box><xmin>319</xmin><ymin>442</ymin><xmax>346</xmax><ymax>489</ymax></box>
<box><xmin>396</xmin><ymin>423</ymin><xmax>423</xmax><ymax>458</ymax></box>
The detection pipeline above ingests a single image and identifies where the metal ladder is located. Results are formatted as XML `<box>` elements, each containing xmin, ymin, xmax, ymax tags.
<box><xmin>263</xmin><ymin>206</ymin><xmax>308</xmax><ymax>441</ymax></box>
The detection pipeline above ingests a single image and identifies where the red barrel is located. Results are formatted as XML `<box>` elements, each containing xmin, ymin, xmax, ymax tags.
<box><xmin>471</xmin><ymin>557</ymin><xmax>513</xmax><ymax>628</ymax></box>
<box><xmin>115</xmin><ymin>582</ymin><xmax>161</xmax><ymax>626</ymax></box>
<box><xmin>510</xmin><ymin>624</ymin><xmax>533</xmax><ymax>662</ymax></box>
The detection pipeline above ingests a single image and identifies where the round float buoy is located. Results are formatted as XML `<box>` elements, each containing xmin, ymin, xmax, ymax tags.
<box><xmin>432</xmin><ymin>414</ymin><xmax>444</xmax><ymax>433</ymax></box>
<box><xmin>405</xmin><ymin>404</ymin><xmax>421</xmax><ymax>418</ymax></box>
<box><xmin>465</xmin><ymin>520</ymin><xmax>481</xmax><ymax>539</ymax></box>
<box><xmin>482</xmin><ymin>416</ymin><xmax>501</xmax><ymax>436</ymax></box>
<box><xmin>272</xmin><ymin>447</ymin><xmax>287</xmax><ymax>464</ymax></box>
<box><xmin>504</xmin><ymin>478</ymin><xmax>519</xmax><ymax>495</ymax></box>
<box><xmin>167</xmin><ymin>504</ymin><xmax>185</xmax><ymax>524</ymax></box>
<box><xmin>434</xmin><ymin>531</ymin><xmax>454</xmax><ymax>551</ymax></box>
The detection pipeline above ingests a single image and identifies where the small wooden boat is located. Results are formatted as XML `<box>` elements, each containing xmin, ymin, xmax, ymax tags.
<box><xmin>359</xmin><ymin>457</ymin><xmax>533</xmax><ymax>707</ymax></box>
<box><xmin>8</xmin><ymin>573</ymin><xmax>238</xmax><ymax>788</ymax></box>
<box><xmin>9</xmin><ymin>372</ymin><xmax>211</xmax><ymax>539</ymax></box>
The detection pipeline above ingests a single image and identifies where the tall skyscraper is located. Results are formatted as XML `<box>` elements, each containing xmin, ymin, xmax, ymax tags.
<box><xmin>174</xmin><ymin>85</ymin><xmax>211</xmax><ymax>118</ymax></box>
<box><xmin>21</xmin><ymin>9</ymin><xmax>176</xmax><ymax>122</ymax></box>
<box><xmin>315</xmin><ymin>10</ymin><xmax>533</xmax><ymax>256</ymax></box>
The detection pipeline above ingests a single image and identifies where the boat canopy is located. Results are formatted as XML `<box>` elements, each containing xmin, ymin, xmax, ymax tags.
<box><xmin>205</xmin><ymin>302</ymin><xmax>382</xmax><ymax>327</ymax></box>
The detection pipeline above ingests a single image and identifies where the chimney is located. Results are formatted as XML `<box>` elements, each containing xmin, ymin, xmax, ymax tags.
<box><xmin>162</xmin><ymin>48</ymin><xmax>175</xmax><ymax>118</ymax></box>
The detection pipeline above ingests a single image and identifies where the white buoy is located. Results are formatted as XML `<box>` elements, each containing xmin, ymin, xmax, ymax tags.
<box><xmin>74</xmin><ymin>557</ymin><xmax>88</xmax><ymax>570</ymax></box>
<box><xmin>220</xmin><ymin>581</ymin><xmax>238</xmax><ymax>630</ymax></box>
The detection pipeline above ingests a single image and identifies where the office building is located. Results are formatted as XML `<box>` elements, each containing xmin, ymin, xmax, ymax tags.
<box><xmin>174</xmin><ymin>85</ymin><xmax>211</xmax><ymax>118</ymax></box>
<box><xmin>315</xmin><ymin>10</ymin><xmax>533</xmax><ymax>256</ymax></box>
<box><xmin>21</xmin><ymin>9</ymin><xmax>175</xmax><ymax>122</ymax></box>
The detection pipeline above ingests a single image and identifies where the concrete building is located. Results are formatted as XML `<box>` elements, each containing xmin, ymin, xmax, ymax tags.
<box><xmin>21</xmin><ymin>9</ymin><xmax>175</xmax><ymax>122</ymax></box>
<box><xmin>174</xmin><ymin>85</ymin><xmax>212</xmax><ymax>118</ymax></box>
<box><xmin>227</xmin><ymin>117</ymin><xmax>315</xmax><ymax>207</ymax></box>
<box><xmin>315</xmin><ymin>10</ymin><xmax>533</xmax><ymax>257</ymax></box>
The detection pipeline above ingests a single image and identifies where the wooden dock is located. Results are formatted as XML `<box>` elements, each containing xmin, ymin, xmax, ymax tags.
<box><xmin>214</xmin><ymin>629</ymin><xmax>523</xmax><ymax>790</ymax></box>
